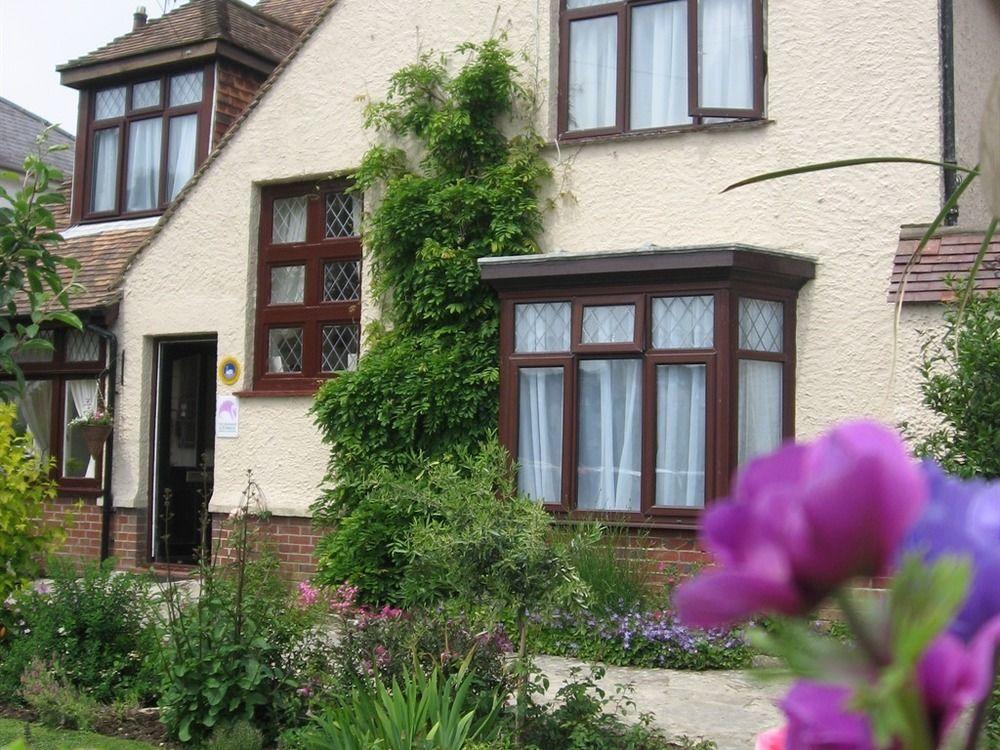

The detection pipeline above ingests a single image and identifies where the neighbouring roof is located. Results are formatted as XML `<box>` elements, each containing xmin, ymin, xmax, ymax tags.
<box><xmin>889</xmin><ymin>227</ymin><xmax>1000</xmax><ymax>302</ymax></box>
<box><xmin>58</xmin><ymin>0</ymin><xmax>317</xmax><ymax>79</ymax></box>
<box><xmin>0</xmin><ymin>97</ymin><xmax>75</xmax><ymax>175</ymax></box>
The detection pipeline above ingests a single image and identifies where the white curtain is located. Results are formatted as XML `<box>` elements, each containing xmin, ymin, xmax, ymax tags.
<box><xmin>517</xmin><ymin>368</ymin><xmax>564</xmax><ymax>503</ymax></box>
<box><xmin>17</xmin><ymin>381</ymin><xmax>53</xmax><ymax>457</ymax></box>
<box><xmin>126</xmin><ymin>118</ymin><xmax>162</xmax><ymax>211</ymax></box>
<box><xmin>568</xmin><ymin>15</ymin><xmax>618</xmax><ymax>131</ymax></box>
<box><xmin>272</xmin><ymin>197</ymin><xmax>308</xmax><ymax>244</ymax></box>
<box><xmin>698</xmin><ymin>0</ymin><xmax>754</xmax><ymax>110</ymax></box>
<box><xmin>64</xmin><ymin>380</ymin><xmax>98</xmax><ymax>478</ymax></box>
<box><xmin>655</xmin><ymin>365</ymin><xmax>706</xmax><ymax>507</ymax></box>
<box><xmin>738</xmin><ymin>359</ymin><xmax>782</xmax><ymax>464</ymax></box>
<box><xmin>515</xmin><ymin>302</ymin><xmax>571</xmax><ymax>353</ymax></box>
<box><xmin>578</xmin><ymin>359</ymin><xmax>641</xmax><ymax>511</ymax></box>
<box><xmin>166</xmin><ymin>114</ymin><xmax>198</xmax><ymax>201</ymax></box>
<box><xmin>270</xmin><ymin>265</ymin><xmax>305</xmax><ymax>304</ymax></box>
<box><xmin>631</xmin><ymin>1</ymin><xmax>690</xmax><ymax>129</ymax></box>
<box><xmin>652</xmin><ymin>296</ymin><xmax>714</xmax><ymax>349</ymax></box>
<box><xmin>91</xmin><ymin>129</ymin><xmax>119</xmax><ymax>212</ymax></box>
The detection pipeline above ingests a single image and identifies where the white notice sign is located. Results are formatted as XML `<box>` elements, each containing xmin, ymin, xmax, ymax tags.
<box><xmin>216</xmin><ymin>395</ymin><xmax>239</xmax><ymax>438</ymax></box>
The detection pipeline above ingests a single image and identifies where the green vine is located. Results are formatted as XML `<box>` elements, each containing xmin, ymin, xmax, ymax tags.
<box><xmin>310</xmin><ymin>39</ymin><xmax>550</xmax><ymax>600</ymax></box>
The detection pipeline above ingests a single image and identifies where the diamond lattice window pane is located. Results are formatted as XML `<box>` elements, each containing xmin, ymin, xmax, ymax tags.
<box><xmin>267</xmin><ymin>327</ymin><xmax>303</xmax><ymax>373</ymax></box>
<box><xmin>270</xmin><ymin>265</ymin><xmax>305</xmax><ymax>304</ymax></box>
<box><xmin>321</xmin><ymin>324</ymin><xmax>360</xmax><ymax>372</ymax></box>
<box><xmin>94</xmin><ymin>87</ymin><xmax>126</xmax><ymax>120</ymax></box>
<box><xmin>652</xmin><ymin>296</ymin><xmax>714</xmax><ymax>349</ymax></box>
<box><xmin>515</xmin><ymin>302</ymin><xmax>571</xmax><ymax>353</ymax></box>
<box><xmin>13</xmin><ymin>330</ymin><xmax>55</xmax><ymax>363</ymax></box>
<box><xmin>323</xmin><ymin>261</ymin><xmax>361</xmax><ymax>301</ymax></box>
<box><xmin>581</xmin><ymin>304</ymin><xmax>635</xmax><ymax>344</ymax></box>
<box><xmin>132</xmin><ymin>80</ymin><xmax>160</xmax><ymax>110</ymax></box>
<box><xmin>66</xmin><ymin>330</ymin><xmax>101</xmax><ymax>362</ymax></box>
<box><xmin>170</xmin><ymin>71</ymin><xmax>203</xmax><ymax>107</ymax></box>
<box><xmin>272</xmin><ymin>196</ymin><xmax>307</xmax><ymax>244</ymax></box>
<box><xmin>739</xmin><ymin>298</ymin><xmax>784</xmax><ymax>353</ymax></box>
<box><xmin>325</xmin><ymin>192</ymin><xmax>360</xmax><ymax>238</ymax></box>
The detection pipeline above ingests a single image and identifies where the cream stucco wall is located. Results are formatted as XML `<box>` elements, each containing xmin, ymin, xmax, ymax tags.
<box><xmin>113</xmin><ymin>0</ymin><xmax>951</xmax><ymax>520</ymax></box>
<box><xmin>953</xmin><ymin>0</ymin><xmax>1000</xmax><ymax>230</ymax></box>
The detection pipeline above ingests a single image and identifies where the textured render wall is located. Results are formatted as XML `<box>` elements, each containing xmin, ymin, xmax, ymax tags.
<box><xmin>113</xmin><ymin>0</ymin><xmax>945</xmax><ymax>521</ymax></box>
<box><xmin>953</xmin><ymin>0</ymin><xmax>1000</xmax><ymax>229</ymax></box>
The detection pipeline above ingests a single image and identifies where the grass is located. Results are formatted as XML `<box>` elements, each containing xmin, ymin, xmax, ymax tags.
<box><xmin>0</xmin><ymin>719</ymin><xmax>157</xmax><ymax>750</ymax></box>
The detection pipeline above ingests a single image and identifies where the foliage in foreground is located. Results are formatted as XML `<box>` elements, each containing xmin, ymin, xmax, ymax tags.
<box><xmin>911</xmin><ymin>284</ymin><xmax>1000</xmax><ymax>478</ymax></box>
<box><xmin>0</xmin><ymin>405</ymin><xmax>63</xmax><ymax>603</ymax></box>
<box><xmin>0</xmin><ymin>718</ymin><xmax>156</xmax><ymax>750</ymax></box>
<box><xmin>0</xmin><ymin>559</ymin><xmax>158</xmax><ymax>706</ymax></box>
<box><xmin>0</xmin><ymin>131</ymin><xmax>81</xmax><ymax>394</ymax></box>
<box><xmin>311</xmin><ymin>38</ymin><xmax>549</xmax><ymax>602</ymax></box>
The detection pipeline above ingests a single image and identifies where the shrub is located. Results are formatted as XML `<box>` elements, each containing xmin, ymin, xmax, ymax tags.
<box><xmin>910</xmin><ymin>283</ymin><xmax>1000</xmax><ymax>478</ymax></box>
<box><xmin>311</xmin><ymin>38</ymin><xmax>549</xmax><ymax>602</ymax></box>
<box><xmin>0</xmin><ymin>404</ymin><xmax>64</xmax><ymax>602</ymax></box>
<box><xmin>0</xmin><ymin>559</ymin><xmax>158</xmax><ymax>705</ymax></box>
<box><xmin>19</xmin><ymin>658</ymin><xmax>100</xmax><ymax>731</ymax></box>
<box><xmin>205</xmin><ymin>720</ymin><xmax>265</xmax><ymax>750</ymax></box>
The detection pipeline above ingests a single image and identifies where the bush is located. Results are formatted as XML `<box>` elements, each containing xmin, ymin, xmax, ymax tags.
<box><xmin>19</xmin><ymin>658</ymin><xmax>100</xmax><ymax>731</ymax></box>
<box><xmin>524</xmin><ymin>607</ymin><xmax>753</xmax><ymax>671</ymax></box>
<box><xmin>0</xmin><ymin>560</ymin><xmax>158</xmax><ymax>705</ymax></box>
<box><xmin>205</xmin><ymin>720</ymin><xmax>264</xmax><ymax>750</ymax></box>
<box><xmin>311</xmin><ymin>38</ymin><xmax>549</xmax><ymax>603</ymax></box>
<box><xmin>0</xmin><ymin>404</ymin><xmax>64</xmax><ymax>602</ymax></box>
<box><xmin>911</xmin><ymin>284</ymin><xmax>1000</xmax><ymax>478</ymax></box>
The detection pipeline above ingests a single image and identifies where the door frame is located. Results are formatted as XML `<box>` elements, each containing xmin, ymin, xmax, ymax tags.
<box><xmin>146</xmin><ymin>335</ymin><xmax>218</xmax><ymax>563</ymax></box>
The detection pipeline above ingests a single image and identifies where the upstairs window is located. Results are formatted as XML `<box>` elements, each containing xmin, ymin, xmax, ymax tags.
<box><xmin>253</xmin><ymin>181</ymin><xmax>363</xmax><ymax>394</ymax></box>
<box><xmin>559</xmin><ymin>0</ymin><xmax>764</xmax><ymax>137</ymax></box>
<box><xmin>84</xmin><ymin>68</ymin><xmax>208</xmax><ymax>219</ymax></box>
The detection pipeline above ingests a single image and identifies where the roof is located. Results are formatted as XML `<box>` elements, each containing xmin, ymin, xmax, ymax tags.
<box><xmin>255</xmin><ymin>0</ymin><xmax>330</xmax><ymax>31</ymax></box>
<box><xmin>889</xmin><ymin>228</ymin><xmax>1000</xmax><ymax>302</ymax></box>
<box><xmin>0</xmin><ymin>97</ymin><xmax>75</xmax><ymax>175</ymax></box>
<box><xmin>58</xmin><ymin>0</ymin><xmax>305</xmax><ymax>75</ymax></box>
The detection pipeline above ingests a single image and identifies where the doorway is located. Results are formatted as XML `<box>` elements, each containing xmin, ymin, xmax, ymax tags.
<box><xmin>151</xmin><ymin>339</ymin><xmax>217</xmax><ymax>563</ymax></box>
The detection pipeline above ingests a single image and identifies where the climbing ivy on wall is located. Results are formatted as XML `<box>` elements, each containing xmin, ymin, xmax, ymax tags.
<box><xmin>310</xmin><ymin>39</ymin><xmax>550</xmax><ymax>600</ymax></box>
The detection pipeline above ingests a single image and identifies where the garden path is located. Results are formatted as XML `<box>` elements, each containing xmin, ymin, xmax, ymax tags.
<box><xmin>535</xmin><ymin>655</ymin><xmax>785</xmax><ymax>750</ymax></box>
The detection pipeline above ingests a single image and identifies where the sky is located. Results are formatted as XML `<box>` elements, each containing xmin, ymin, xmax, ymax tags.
<box><xmin>0</xmin><ymin>0</ymin><xmax>259</xmax><ymax>136</ymax></box>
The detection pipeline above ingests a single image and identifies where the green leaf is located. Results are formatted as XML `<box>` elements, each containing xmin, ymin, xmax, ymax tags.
<box><xmin>723</xmin><ymin>157</ymin><xmax>978</xmax><ymax>192</ymax></box>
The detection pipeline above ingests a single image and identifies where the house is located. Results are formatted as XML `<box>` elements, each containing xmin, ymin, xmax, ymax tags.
<box><xmin>9</xmin><ymin>0</ymin><xmax>1000</xmax><ymax>577</ymax></box>
<box><xmin>0</xmin><ymin>96</ymin><xmax>74</xmax><ymax>209</ymax></box>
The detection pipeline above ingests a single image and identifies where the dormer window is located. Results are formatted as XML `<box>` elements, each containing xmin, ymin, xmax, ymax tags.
<box><xmin>84</xmin><ymin>67</ymin><xmax>209</xmax><ymax>219</ymax></box>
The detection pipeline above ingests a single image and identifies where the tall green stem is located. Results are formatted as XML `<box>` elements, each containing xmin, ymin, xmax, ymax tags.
<box><xmin>834</xmin><ymin>590</ymin><xmax>891</xmax><ymax>667</ymax></box>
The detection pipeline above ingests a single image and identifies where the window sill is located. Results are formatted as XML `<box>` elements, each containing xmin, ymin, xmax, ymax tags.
<box><xmin>235</xmin><ymin>388</ymin><xmax>318</xmax><ymax>398</ymax></box>
<box><xmin>548</xmin><ymin>510</ymin><xmax>701</xmax><ymax>532</ymax></box>
<box><xmin>552</xmin><ymin>117</ymin><xmax>774</xmax><ymax>149</ymax></box>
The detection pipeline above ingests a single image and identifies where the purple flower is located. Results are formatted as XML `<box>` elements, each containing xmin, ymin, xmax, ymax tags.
<box><xmin>781</xmin><ymin>681</ymin><xmax>875</xmax><ymax>750</ymax></box>
<box><xmin>903</xmin><ymin>463</ymin><xmax>1000</xmax><ymax>641</ymax></box>
<box><xmin>676</xmin><ymin>421</ymin><xmax>926</xmax><ymax>628</ymax></box>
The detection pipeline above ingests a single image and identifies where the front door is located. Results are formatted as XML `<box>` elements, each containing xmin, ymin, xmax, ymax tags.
<box><xmin>151</xmin><ymin>339</ymin><xmax>217</xmax><ymax>563</ymax></box>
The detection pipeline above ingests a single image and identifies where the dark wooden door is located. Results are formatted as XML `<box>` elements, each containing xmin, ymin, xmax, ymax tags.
<box><xmin>153</xmin><ymin>340</ymin><xmax>216</xmax><ymax>563</ymax></box>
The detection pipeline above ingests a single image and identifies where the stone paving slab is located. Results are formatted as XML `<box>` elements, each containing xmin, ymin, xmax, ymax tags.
<box><xmin>536</xmin><ymin>655</ymin><xmax>786</xmax><ymax>750</ymax></box>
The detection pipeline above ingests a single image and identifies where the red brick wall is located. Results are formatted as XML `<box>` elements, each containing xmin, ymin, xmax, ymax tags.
<box><xmin>211</xmin><ymin>513</ymin><xmax>325</xmax><ymax>582</ymax></box>
<box><xmin>213</xmin><ymin>61</ymin><xmax>268</xmax><ymax>145</ymax></box>
<box><xmin>43</xmin><ymin>497</ymin><xmax>103</xmax><ymax>562</ymax></box>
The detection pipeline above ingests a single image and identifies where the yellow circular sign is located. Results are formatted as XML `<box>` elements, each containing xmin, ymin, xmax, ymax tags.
<box><xmin>218</xmin><ymin>356</ymin><xmax>241</xmax><ymax>386</ymax></box>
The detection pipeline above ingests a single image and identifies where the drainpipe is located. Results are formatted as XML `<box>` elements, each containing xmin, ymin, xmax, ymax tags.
<box><xmin>87</xmin><ymin>321</ymin><xmax>118</xmax><ymax>562</ymax></box>
<box><xmin>940</xmin><ymin>0</ymin><xmax>959</xmax><ymax>225</ymax></box>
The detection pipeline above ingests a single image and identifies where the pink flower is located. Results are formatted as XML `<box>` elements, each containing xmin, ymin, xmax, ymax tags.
<box><xmin>756</xmin><ymin>726</ymin><xmax>787</xmax><ymax>750</ymax></box>
<box><xmin>330</xmin><ymin>582</ymin><xmax>359</xmax><ymax>613</ymax></box>
<box><xmin>676</xmin><ymin>422</ymin><xmax>927</xmax><ymax>628</ymax></box>
<box><xmin>298</xmin><ymin>581</ymin><xmax>318</xmax><ymax>607</ymax></box>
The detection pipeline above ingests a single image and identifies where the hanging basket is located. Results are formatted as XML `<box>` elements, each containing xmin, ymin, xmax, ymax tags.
<box><xmin>80</xmin><ymin>423</ymin><xmax>113</xmax><ymax>460</ymax></box>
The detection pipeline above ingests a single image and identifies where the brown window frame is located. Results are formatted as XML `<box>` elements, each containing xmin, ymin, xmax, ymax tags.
<box><xmin>498</xmin><ymin>281</ymin><xmax>796</xmax><ymax>528</ymax></box>
<box><xmin>252</xmin><ymin>180</ymin><xmax>363</xmax><ymax>395</ymax></box>
<box><xmin>2</xmin><ymin>328</ymin><xmax>108</xmax><ymax>496</ymax></box>
<box><xmin>557</xmin><ymin>0</ymin><xmax>765</xmax><ymax>139</ymax></box>
<box><xmin>75</xmin><ymin>65</ymin><xmax>213</xmax><ymax>223</ymax></box>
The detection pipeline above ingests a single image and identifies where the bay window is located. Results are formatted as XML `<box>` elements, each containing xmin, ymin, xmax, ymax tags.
<box><xmin>482</xmin><ymin>246</ymin><xmax>813</xmax><ymax>526</ymax></box>
<box><xmin>83</xmin><ymin>68</ymin><xmax>209</xmax><ymax>219</ymax></box>
<box><xmin>559</xmin><ymin>0</ymin><xmax>764</xmax><ymax>137</ymax></box>
<box><xmin>3</xmin><ymin>329</ymin><xmax>107</xmax><ymax>492</ymax></box>
<box><xmin>253</xmin><ymin>181</ymin><xmax>363</xmax><ymax>393</ymax></box>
